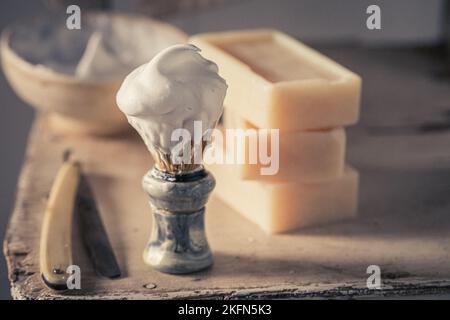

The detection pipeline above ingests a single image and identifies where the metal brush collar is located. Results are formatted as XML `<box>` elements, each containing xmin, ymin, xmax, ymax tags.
<box><xmin>150</xmin><ymin>166</ymin><xmax>207</xmax><ymax>183</ymax></box>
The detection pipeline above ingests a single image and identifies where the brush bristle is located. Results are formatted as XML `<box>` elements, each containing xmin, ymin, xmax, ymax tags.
<box><xmin>151</xmin><ymin>140</ymin><xmax>208</xmax><ymax>174</ymax></box>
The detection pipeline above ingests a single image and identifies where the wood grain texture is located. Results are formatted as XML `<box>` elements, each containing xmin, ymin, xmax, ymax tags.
<box><xmin>4</xmin><ymin>47</ymin><xmax>450</xmax><ymax>299</ymax></box>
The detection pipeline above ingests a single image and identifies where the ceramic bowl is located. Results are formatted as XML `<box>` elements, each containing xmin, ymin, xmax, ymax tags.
<box><xmin>1</xmin><ymin>12</ymin><xmax>187</xmax><ymax>135</ymax></box>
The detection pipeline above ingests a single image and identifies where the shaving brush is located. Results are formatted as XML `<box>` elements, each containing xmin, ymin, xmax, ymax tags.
<box><xmin>138</xmin><ymin>129</ymin><xmax>214</xmax><ymax>274</ymax></box>
<box><xmin>116</xmin><ymin>44</ymin><xmax>227</xmax><ymax>273</ymax></box>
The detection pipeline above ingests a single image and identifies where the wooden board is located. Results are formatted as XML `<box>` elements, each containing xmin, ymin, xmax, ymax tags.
<box><xmin>4</xmin><ymin>47</ymin><xmax>450</xmax><ymax>299</ymax></box>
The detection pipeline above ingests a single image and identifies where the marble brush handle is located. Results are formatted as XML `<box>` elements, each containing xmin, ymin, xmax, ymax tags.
<box><xmin>142</xmin><ymin>167</ymin><xmax>215</xmax><ymax>274</ymax></box>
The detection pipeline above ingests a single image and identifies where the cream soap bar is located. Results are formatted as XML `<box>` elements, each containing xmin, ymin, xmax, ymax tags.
<box><xmin>190</xmin><ymin>30</ymin><xmax>361</xmax><ymax>131</ymax></box>
<box><xmin>222</xmin><ymin>109</ymin><xmax>346</xmax><ymax>182</ymax></box>
<box><xmin>207</xmin><ymin>160</ymin><xmax>359</xmax><ymax>234</ymax></box>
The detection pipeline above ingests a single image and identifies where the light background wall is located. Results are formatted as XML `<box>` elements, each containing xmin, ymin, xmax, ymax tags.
<box><xmin>0</xmin><ymin>0</ymin><xmax>446</xmax><ymax>299</ymax></box>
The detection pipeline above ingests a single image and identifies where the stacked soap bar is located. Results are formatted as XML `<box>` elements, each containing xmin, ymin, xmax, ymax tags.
<box><xmin>222</xmin><ymin>110</ymin><xmax>346</xmax><ymax>183</ymax></box>
<box><xmin>190</xmin><ymin>30</ymin><xmax>361</xmax><ymax>233</ymax></box>
<box><xmin>190</xmin><ymin>30</ymin><xmax>361</xmax><ymax>131</ymax></box>
<box><xmin>208</xmin><ymin>161</ymin><xmax>359</xmax><ymax>234</ymax></box>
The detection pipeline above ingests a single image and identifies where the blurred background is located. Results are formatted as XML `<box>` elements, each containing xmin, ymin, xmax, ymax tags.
<box><xmin>0</xmin><ymin>0</ymin><xmax>448</xmax><ymax>299</ymax></box>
